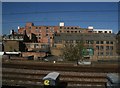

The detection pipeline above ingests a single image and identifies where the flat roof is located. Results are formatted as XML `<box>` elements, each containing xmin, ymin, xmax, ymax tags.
<box><xmin>0</xmin><ymin>52</ymin><xmax>4</xmax><ymax>55</ymax></box>
<box><xmin>43</xmin><ymin>72</ymin><xmax>60</xmax><ymax>80</ymax></box>
<box><xmin>5</xmin><ymin>52</ymin><xmax>21</xmax><ymax>54</ymax></box>
<box><xmin>107</xmin><ymin>73</ymin><xmax>120</xmax><ymax>84</ymax></box>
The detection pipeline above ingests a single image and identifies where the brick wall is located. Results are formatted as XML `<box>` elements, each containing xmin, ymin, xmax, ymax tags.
<box><xmin>22</xmin><ymin>52</ymin><xmax>46</xmax><ymax>59</ymax></box>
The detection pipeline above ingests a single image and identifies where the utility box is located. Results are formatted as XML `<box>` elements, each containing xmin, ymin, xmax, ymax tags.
<box><xmin>43</xmin><ymin>72</ymin><xmax>60</xmax><ymax>88</ymax></box>
<box><xmin>106</xmin><ymin>73</ymin><xmax>120</xmax><ymax>88</ymax></box>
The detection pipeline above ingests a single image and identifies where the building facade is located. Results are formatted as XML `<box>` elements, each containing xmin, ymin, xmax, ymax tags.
<box><xmin>18</xmin><ymin>22</ymin><xmax>97</xmax><ymax>45</ymax></box>
<box><xmin>52</xmin><ymin>33</ymin><xmax>117</xmax><ymax>61</ymax></box>
<box><xmin>3</xmin><ymin>22</ymin><xmax>117</xmax><ymax>61</ymax></box>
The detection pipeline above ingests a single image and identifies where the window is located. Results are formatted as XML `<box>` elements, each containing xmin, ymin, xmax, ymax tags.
<box><xmin>105</xmin><ymin>31</ymin><xmax>107</xmax><ymax>33</ymax></box>
<box><xmin>90</xmin><ymin>40</ymin><xmax>94</xmax><ymax>44</ymax></box>
<box><xmin>106</xmin><ymin>46</ymin><xmax>113</xmax><ymax>50</ymax></box>
<box><xmin>75</xmin><ymin>31</ymin><xmax>77</xmax><ymax>33</ymax></box>
<box><xmin>110</xmin><ymin>52</ymin><xmax>113</xmax><ymax>56</ymax></box>
<box><xmin>110</xmin><ymin>41</ymin><xmax>113</xmax><ymax>44</ymax></box>
<box><xmin>46</xmin><ymin>29</ymin><xmax>49</xmax><ymax>33</ymax></box>
<box><xmin>60</xmin><ymin>27</ymin><xmax>62</xmax><ymax>29</ymax></box>
<box><xmin>96</xmin><ymin>41</ymin><xmax>99</xmax><ymax>44</ymax></box>
<box><xmin>98</xmin><ymin>52</ymin><xmax>104</xmax><ymax>56</ymax></box>
<box><xmin>39</xmin><ymin>37</ymin><xmax>41</xmax><ymax>39</ymax></box>
<box><xmin>58</xmin><ymin>40</ymin><xmax>62</xmax><ymax>43</ymax></box>
<box><xmin>76</xmin><ymin>40</ymin><xmax>80</xmax><ymax>43</ymax></box>
<box><xmin>70</xmin><ymin>40</ymin><xmax>73</xmax><ymax>43</ymax></box>
<box><xmin>98</xmin><ymin>31</ymin><xmax>102</xmax><ymax>33</ymax></box>
<box><xmin>29</xmin><ymin>27</ymin><xmax>32</xmax><ymax>29</ymax></box>
<box><xmin>100</xmin><ymin>41</ymin><xmax>104</xmax><ymax>44</ymax></box>
<box><xmin>109</xmin><ymin>46</ymin><xmax>113</xmax><ymax>50</ymax></box>
<box><xmin>46</xmin><ymin>34</ymin><xmax>48</xmax><ymax>36</ymax></box>
<box><xmin>34</xmin><ymin>44</ymin><xmax>39</xmax><ymax>48</ymax></box>
<box><xmin>67</xmin><ymin>31</ymin><xmax>69</xmax><ymax>33</ymax></box>
<box><xmin>96</xmin><ymin>46</ymin><xmax>99</xmax><ymax>50</ymax></box>
<box><xmin>106</xmin><ymin>46</ymin><xmax>109</xmax><ymax>50</ymax></box>
<box><xmin>100</xmin><ymin>46</ymin><xmax>104</xmax><ymax>50</ymax></box>
<box><xmin>36</xmin><ymin>29</ymin><xmax>38</xmax><ymax>32</ymax></box>
<box><xmin>46</xmin><ymin>27</ymin><xmax>49</xmax><ymax>29</ymax></box>
<box><xmin>106</xmin><ymin>41</ymin><xmax>109</xmax><ymax>44</ymax></box>
<box><xmin>86</xmin><ymin>40</ymin><xmax>89</xmax><ymax>44</ymax></box>
<box><xmin>100</xmin><ymin>52</ymin><xmax>104</xmax><ymax>56</ymax></box>
<box><xmin>106</xmin><ymin>52</ymin><xmax>109</xmax><ymax>56</ymax></box>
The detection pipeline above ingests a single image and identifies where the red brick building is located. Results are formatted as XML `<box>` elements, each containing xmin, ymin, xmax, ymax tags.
<box><xmin>18</xmin><ymin>22</ymin><xmax>59</xmax><ymax>44</ymax></box>
<box><xmin>18</xmin><ymin>22</ymin><xmax>94</xmax><ymax>45</ymax></box>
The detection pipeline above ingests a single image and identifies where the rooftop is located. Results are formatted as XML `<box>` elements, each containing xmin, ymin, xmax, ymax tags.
<box><xmin>54</xmin><ymin>33</ymin><xmax>116</xmax><ymax>42</ymax></box>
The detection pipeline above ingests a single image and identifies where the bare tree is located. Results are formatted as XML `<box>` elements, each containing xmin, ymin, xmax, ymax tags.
<box><xmin>116</xmin><ymin>31</ymin><xmax>120</xmax><ymax>55</ymax></box>
<box><xmin>62</xmin><ymin>41</ymin><xmax>85</xmax><ymax>63</ymax></box>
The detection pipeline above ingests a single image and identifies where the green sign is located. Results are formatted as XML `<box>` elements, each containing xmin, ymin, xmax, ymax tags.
<box><xmin>82</xmin><ymin>48</ymin><xmax>94</xmax><ymax>56</ymax></box>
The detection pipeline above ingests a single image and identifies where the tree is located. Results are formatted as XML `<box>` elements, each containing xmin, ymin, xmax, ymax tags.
<box><xmin>62</xmin><ymin>41</ymin><xmax>85</xmax><ymax>63</ymax></box>
<box><xmin>23</xmin><ymin>30</ymin><xmax>30</xmax><ymax>42</ymax></box>
<box><xmin>116</xmin><ymin>31</ymin><xmax>120</xmax><ymax>55</ymax></box>
<box><xmin>31</xmin><ymin>33</ymin><xmax>38</xmax><ymax>43</ymax></box>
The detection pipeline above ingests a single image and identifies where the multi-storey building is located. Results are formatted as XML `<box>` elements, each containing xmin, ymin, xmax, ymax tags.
<box><xmin>93</xmin><ymin>29</ymin><xmax>112</xmax><ymax>33</ymax></box>
<box><xmin>16</xmin><ymin>22</ymin><xmax>117</xmax><ymax>60</ymax></box>
<box><xmin>18</xmin><ymin>22</ymin><xmax>58</xmax><ymax>44</ymax></box>
<box><xmin>18</xmin><ymin>22</ymin><xmax>95</xmax><ymax>45</ymax></box>
<box><xmin>52</xmin><ymin>33</ymin><xmax>117</xmax><ymax>61</ymax></box>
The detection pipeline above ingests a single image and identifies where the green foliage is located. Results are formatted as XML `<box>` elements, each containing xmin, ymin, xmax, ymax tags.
<box><xmin>116</xmin><ymin>31</ymin><xmax>120</xmax><ymax>55</ymax></box>
<box><xmin>63</xmin><ymin>42</ymin><xmax>84</xmax><ymax>61</ymax></box>
<box><xmin>116</xmin><ymin>38</ymin><xmax>120</xmax><ymax>55</ymax></box>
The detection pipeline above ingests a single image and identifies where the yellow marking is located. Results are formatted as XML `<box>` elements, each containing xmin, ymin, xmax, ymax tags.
<box><xmin>44</xmin><ymin>80</ymin><xmax>50</xmax><ymax>85</ymax></box>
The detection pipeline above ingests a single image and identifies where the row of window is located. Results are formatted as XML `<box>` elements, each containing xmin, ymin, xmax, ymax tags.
<box><xmin>98</xmin><ymin>52</ymin><xmax>113</xmax><ymax>56</ymax></box>
<box><xmin>96</xmin><ymin>41</ymin><xmax>113</xmax><ymax>44</ymax></box>
<box><xmin>60</xmin><ymin>27</ymin><xmax>78</xmax><ymax>29</ymax></box>
<box><xmin>35</xmin><ymin>29</ymin><xmax>54</xmax><ymax>33</ymax></box>
<box><xmin>64</xmin><ymin>40</ymin><xmax>114</xmax><ymax>44</ymax></box>
<box><xmin>94</xmin><ymin>31</ymin><xmax>112</xmax><ymax>33</ymax></box>
<box><xmin>59</xmin><ymin>30</ymin><xmax>81</xmax><ymax>33</ymax></box>
<box><xmin>96</xmin><ymin>46</ymin><xmax>113</xmax><ymax>50</ymax></box>
<box><xmin>35</xmin><ymin>27</ymin><xmax>54</xmax><ymax>29</ymax></box>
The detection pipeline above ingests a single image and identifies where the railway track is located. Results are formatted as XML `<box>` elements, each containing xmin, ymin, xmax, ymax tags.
<box><xmin>2</xmin><ymin>61</ymin><xmax>118</xmax><ymax>88</ymax></box>
<box><xmin>2</xmin><ymin>61</ymin><xmax>118</xmax><ymax>73</ymax></box>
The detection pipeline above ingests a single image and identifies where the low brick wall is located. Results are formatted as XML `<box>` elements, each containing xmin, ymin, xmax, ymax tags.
<box><xmin>22</xmin><ymin>52</ymin><xmax>46</xmax><ymax>60</ymax></box>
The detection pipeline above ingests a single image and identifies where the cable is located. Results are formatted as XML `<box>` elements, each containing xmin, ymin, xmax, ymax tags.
<box><xmin>2</xmin><ymin>10</ymin><xmax>119</xmax><ymax>15</ymax></box>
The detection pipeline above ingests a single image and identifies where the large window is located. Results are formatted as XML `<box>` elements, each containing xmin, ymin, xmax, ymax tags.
<box><xmin>96</xmin><ymin>46</ymin><xmax>99</xmax><ymax>50</ymax></box>
<box><xmin>106</xmin><ymin>41</ymin><xmax>109</xmax><ymax>44</ymax></box>
<box><xmin>110</xmin><ymin>41</ymin><xmax>113</xmax><ymax>44</ymax></box>
<box><xmin>100</xmin><ymin>46</ymin><xmax>104</xmax><ymax>50</ymax></box>
<box><xmin>109</xmin><ymin>46</ymin><xmax>113</xmax><ymax>50</ymax></box>
<box><xmin>106</xmin><ymin>46</ymin><xmax>109</xmax><ymax>50</ymax></box>
<box><xmin>86</xmin><ymin>40</ymin><xmax>94</xmax><ymax>44</ymax></box>
<box><xmin>100</xmin><ymin>41</ymin><xmax>104</xmax><ymax>44</ymax></box>
<box><xmin>34</xmin><ymin>44</ymin><xmax>39</xmax><ymax>48</ymax></box>
<box><xmin>98</xmin><ymin>52</ymin><xmax>104</xmax><ymax>56</ymax></box>
<box><xmin>96</xmin><ymin>41</ymin><xmax>99</xmax><ymax>44</ymax></box>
